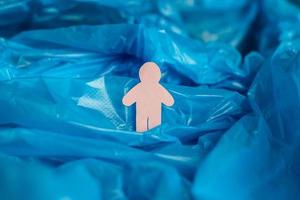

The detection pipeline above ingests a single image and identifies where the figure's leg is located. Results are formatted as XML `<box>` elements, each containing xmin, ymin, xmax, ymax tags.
<box><xmin>148</xmin><ymin>111</ymin><xmax>161</xmax><ymax>130</ymax></box>
<box><xmin>136</xmin><ymin>112</ymin><xmax>148</xmax><ymax>133</ymax></box>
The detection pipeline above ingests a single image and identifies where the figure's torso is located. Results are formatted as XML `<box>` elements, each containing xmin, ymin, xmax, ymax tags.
<box><xmin>135</xmin><ymin>84</ymin><xmax>162</xmax><ymax>115</ymax></box>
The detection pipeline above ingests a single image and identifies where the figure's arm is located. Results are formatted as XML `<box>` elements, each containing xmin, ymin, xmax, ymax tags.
<box><xmin>122</xmin><ymin>84</ymin><xmax>139</xmax><ymax>106</ymax></box>
<box><xmin>159</xmin><ymin>85</ymin><xmax>174</xmax><ymax>106</ymax></box>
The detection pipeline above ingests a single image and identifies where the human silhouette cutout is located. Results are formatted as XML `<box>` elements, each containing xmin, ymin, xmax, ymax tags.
<box><xmin>122</xmin><ymin>62</ymin><xmax>174</xmax><ymax>132</ymax></box>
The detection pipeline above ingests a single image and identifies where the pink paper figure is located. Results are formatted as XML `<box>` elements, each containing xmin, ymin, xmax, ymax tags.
<box><xmin>122</xmin><ymin>62</ymin><xmax>174</xmax><ymax>133</ymax></box>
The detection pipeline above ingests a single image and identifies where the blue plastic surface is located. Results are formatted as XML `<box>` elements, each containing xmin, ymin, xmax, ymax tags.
<box><xmin>194</xmin><ymin>39</ymin><xmax>300</xmax><ymax>200</ymax></box>
<box><xmin>0</xmin><ymin>0</ymin><xmax>258</xmax><ymax>51</ymax></box>
<box><xmin>259</xmin><ymin>0</ymin><xmax>300</xmax><ymax>54</ymax></box>
<box><xmin>0</xmin><ymin>0</ymin><xmax>300</xmax><ymax>200</ymax></box>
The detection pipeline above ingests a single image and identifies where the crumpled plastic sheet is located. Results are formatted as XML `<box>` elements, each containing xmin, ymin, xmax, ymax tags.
<box><xmin>0</xmin><ymin>0</ymin><xmax>258</xmax><ymax>51</ymax></box>
<box><xmin>0</xmin><ymin>24</ymin><xmax>262</xmax><ymax>92</ymax></box>
<box><xmin>0</xmin><ymin>24</ymin><xmax>257</xmax><ymax>200</ymax></box>
<box><xmin>0</xmin><ymin>0</ymin><xmax>300</xmax><ymax>200</ymax></box>
<box><xmin>258</xmin><ymin>0</ymin><xmax>300</xmax><ymax>54</ymax></box>
<box><xmin>194</xmin><ymin>38</ymin><xmax>300</xmax><ymax>200</ymax></box>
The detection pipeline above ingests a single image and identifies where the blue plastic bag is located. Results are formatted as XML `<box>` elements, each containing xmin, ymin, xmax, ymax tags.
<box><xmin>0</xmin><ymin>0</ymin><xmax>258</xmax><ymax>52</ymax></box>
<box><xmin>259</xmin><ymin>0</ymin><xmax>300</xmax><ymax>54</ymax></box>
<box><xmin>193</xmin><ymin>38</ymin><xmax>300</xmax><ymax>200</ymax></box>
<box><xmin>0</xmin><ymin>1</ymin><xmax>300</xmax><ymax>200</ymax></box>
<box><xmin>0</xmin><ymin>24</ymin><xmax>263</xmax><ymax>91</ymax></box>
<box><xmin>0</xmin><ymin>24</ymin><xmax>260</xmax><ymax>199</ymax></box>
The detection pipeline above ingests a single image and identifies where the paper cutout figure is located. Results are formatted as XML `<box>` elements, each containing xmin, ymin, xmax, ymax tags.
<box><xmin>122</xmin><ymin>62</ymin><xmax>174</xmax><ymax>132</ymax></box>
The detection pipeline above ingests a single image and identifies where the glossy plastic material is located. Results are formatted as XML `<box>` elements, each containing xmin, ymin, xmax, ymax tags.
<box><xmin>0</xmin><ymin>1</ymin><xmax>300</xmax><ymax>200</ymax></box>
<box><xmin>259</xmin><ymin>0</ymin><xmax>300</xmax><ymax>54</ymax></box>
<box><xmin>0</xmin><ymin>0</ymin><xmax>257</xmax><ymax>52</ymax></box>
<box><xmin>193</xmin><ymin>38</ymin><xmax>300</xmax><ymax>200</ymax></box>
<box><xmin>0</xmin><ymin>24</ymin><xmax>255</xmax><ymax>200</ymax></box>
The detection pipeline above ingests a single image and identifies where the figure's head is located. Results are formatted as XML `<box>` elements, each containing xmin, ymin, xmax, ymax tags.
<box><xmin>139</xmin><ymin>62</ymin><xmax>161</xmax><ymax>83</ymax></box>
